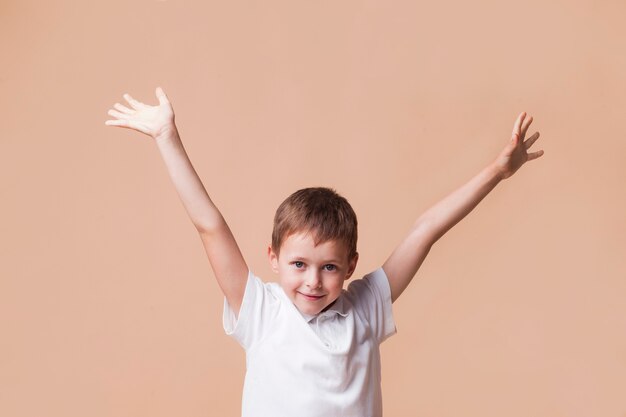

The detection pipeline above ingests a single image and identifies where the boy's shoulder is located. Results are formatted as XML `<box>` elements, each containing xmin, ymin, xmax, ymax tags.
<box><xmin>345</xmin><ymin>267</ymin><xmax>389</xmax><ymax>297</ymax></box>
<box><xmin>248</xmin><ymin>273</ymin><xmax>283</xmax><ymax>300</ymax></box>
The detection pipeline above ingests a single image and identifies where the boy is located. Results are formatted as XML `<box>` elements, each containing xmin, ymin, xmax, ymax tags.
<box><xmin>105</xmin><ymin>87</ymin><xmax>544</xmax><ymax>416</ymax></box>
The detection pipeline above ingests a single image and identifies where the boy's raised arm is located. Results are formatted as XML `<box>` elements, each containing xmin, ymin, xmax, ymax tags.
<box><xmin>382</xmin><ymin>112</ymin><xmax>544</xmax><ymax>303</ymax></box>
<box><xmin>106</xmin><ymin>87</ymin><xmax>248</xmax><ymax>317</ymax></box>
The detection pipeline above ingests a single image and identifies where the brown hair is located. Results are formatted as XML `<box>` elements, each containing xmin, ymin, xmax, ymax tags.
<box><xmin>271</xmin><ymin>187</ymin><xmax>358</xmax><ymax>259</ymax></box>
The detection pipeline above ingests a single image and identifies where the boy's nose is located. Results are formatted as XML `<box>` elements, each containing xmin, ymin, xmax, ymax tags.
<box><xmin>305</xmin><ymin>271</ymin><xmax>322</xmax><ymax>289</ymax></box>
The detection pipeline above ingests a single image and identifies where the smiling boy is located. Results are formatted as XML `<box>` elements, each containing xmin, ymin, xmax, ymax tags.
<box><xmin>106</xmin><ymin>87</ymin><xmax>544</xmax><ymax>417</ymax></box>
<box><xmin>221</xmin><ymin>187</ymin><xmax>395</xmax><ymax>415</ymax></box>
<box><xmin>268</xmin><ymin>187</ymin><xmax>359</xmax><ymax>316</ymax></box>
<box><xmin>270</xmin><ymin>231</ymin><xmax>355</xmax><ymax>316</ymax></box>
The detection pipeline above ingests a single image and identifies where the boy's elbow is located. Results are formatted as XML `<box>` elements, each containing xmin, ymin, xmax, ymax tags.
<box><xmin>194</xmin><ymin>215</ymin><xmax>228</xmax><ymax>235</ymax></box>
<box><xmin>409</xmin><ymin>220</ymin><xmax>440</xmax><ymax>247</ymax></box>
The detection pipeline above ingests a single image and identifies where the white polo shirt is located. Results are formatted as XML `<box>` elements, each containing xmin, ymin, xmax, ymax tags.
<box><xmin>223</xmin><ymin>267</ymin><xmax>397</xmax><ymax>417</ymax></box>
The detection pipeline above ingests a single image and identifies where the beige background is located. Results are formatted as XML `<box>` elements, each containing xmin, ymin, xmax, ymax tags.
<box><xmin>1</xmin><ymin>0</ymin><xmax>625</xmax><ymax>416</ymax></box>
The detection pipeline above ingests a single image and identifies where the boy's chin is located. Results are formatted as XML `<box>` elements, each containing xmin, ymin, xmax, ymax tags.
<box><xmin>294</xmin><ymin>300</ymin><xmax>327</xmax><ymax>316</ymax></box>
<box><xmin>297</xmin><ymin>305</ymin><xmax>323</xmax><ymax>316</ymax></box>
<box><xmin>295</xmin><ymin>298</ymin><xmax>337</xmax><ymax>316</ymax></box>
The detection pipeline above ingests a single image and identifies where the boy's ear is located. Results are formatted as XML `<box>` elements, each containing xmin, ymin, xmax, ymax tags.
<box><xmin>345</xmin><ymin>252</ymin><xmax>359</xmax><ymax>280</ymax></box>
<box><xmin>268</xmin><ymin>245</ymin><xmax>279</xmax><ymax>273</ymax></box>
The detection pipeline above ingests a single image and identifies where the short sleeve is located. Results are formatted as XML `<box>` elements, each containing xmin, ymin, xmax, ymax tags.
<box><xmin>346</xmin><ymin>267</ymin><xmax>397</xmax><ymax>343</ymax></box>
<box><xmin>222</xmin><ymin>271</ymin><xmax>278</xmax><ymax>350</ymax></box>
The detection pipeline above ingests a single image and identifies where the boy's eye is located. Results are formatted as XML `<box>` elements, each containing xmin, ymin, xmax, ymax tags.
<box><xmin>294</xmin><ymin>261</ymin><xmax>304</xmax><ymax>268</ymax></box>
<box><xmin>323</xmin><ymin>264</ymin><xmax>336</xmax><ymax>271</ymax></box>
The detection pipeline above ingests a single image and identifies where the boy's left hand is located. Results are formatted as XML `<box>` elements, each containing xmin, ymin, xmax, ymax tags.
<box><xmin>105</xmin><ymin>87</ymin><xmax>175</xmax><ymax>140</ymax></box>
<box><xmin>493</xmin><ymin>112</ymin><xmax>544</xmax><ymax>180</ymax></box>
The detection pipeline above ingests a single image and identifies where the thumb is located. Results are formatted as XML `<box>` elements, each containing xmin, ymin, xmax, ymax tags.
<box><xmin>156</xmin><ymin>86</ymin><xmax>170</xmax><ymax>105</ymax></box>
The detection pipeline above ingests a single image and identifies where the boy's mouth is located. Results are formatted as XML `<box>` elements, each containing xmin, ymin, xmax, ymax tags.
<box><xmin>299</xmin><ymin>292</ymin><xmax>324</xmax><ymax>301</ymax></box>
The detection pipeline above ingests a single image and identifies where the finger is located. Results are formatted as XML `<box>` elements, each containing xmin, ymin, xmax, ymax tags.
<box><xmin>108</xmin><ymin>109</ymin><xmax>130</xmax><ymax>120</ymax></box>
<box><xmin>523</xmin><ymin>131</ymin><xmax>540</xmax><ymax>150</ymax></box>
<box><xmin>105</xmin><ymin>119</ymin><xmax>129</xmax><ymax>127</ymax></box>
<box><xmin>512</xmin><ymin>112</ymin><xmax>526</xmax><ymax>139</ymax></box>
<box><xmin>527</xmin><ymin>149</ymin><xmax>544</xmax><ymax>161</ymax></box>
<box><xmin>156</xmin><ymin>86</ymin><xmax>170</xmax><ymax>105</ymax></box>
<box><xmin>105</xmin><ymin>119</ymin><xmax>150</xmax><ymax>135</ymax></box>
<box><xmin>521</xmin><ymin>115</ymin><xmax>533</xmax><ymax>140</ymax></box>
<box><xmin>123</xmin><ymin>93</ymin><xmax>145</xmax><ymax>110</ymax></box>
<box><xmin>113</xmin><ymin>102</ymin><xmax>134</xmax><ymax>114</ymax></box>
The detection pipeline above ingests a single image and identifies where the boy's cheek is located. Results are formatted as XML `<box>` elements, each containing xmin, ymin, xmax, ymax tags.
<box><xmin>278</xmin><ymin>274</ymin><xmax>298</xmax><ymax>290</ymax></box>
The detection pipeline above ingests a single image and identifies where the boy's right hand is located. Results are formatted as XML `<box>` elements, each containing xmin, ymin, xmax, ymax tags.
<box><xmin>105</xmin><ymin>87</ymin><xmax>175</xmax><ymax>140</ymax></box>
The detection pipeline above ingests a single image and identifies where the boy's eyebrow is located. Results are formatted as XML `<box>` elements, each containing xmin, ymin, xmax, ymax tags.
<box><xmin>290</xmin><ymin>255</ymin><xmax>344</xmax><ymax>264</ymax></box>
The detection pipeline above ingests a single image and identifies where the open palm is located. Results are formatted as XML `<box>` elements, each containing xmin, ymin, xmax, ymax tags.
<box><xmin>105</xmin><ymin>87</ymin><xmax>175</xmax><ymax>139</ymax></box>
<box><xmin>494</xmin><ymin>112</ymin><xmax>544</xmax><ymax>180</ymax></box>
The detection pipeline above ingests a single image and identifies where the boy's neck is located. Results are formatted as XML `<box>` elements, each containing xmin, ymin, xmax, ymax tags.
<box><xmin>320</xmin><ymin>298</ymin><xmax>338</xmax><ymax>313</ymax></box>
<box><xmin>300</xmin><ymin>298</ymin><xmax>338</xmax><ymax>320</ymax></box>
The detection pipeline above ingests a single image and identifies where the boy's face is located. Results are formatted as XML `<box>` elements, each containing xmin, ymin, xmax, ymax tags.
<box><xmin>268</xmin><ymin>232</ymin><xmax>358</xmax><ymax>316</ymax></box>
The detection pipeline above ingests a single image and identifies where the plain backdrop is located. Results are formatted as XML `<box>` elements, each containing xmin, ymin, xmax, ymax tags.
<box><xmin>1</xmin><ymin>0</ymin><xmax>625</xmax><ymax>416</ymax></box>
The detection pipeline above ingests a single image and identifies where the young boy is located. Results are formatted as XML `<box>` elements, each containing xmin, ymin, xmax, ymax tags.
<box><xmin>105</xmin><ymin>87</ymin><xmax>544</xmax><ymax>416</ymax></box>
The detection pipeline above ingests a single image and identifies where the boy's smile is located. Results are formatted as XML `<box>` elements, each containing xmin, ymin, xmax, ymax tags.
<box><xmin>269</xmin><ymin>232</ymin><xmax>358</xmax><ymax>316</ymax></box>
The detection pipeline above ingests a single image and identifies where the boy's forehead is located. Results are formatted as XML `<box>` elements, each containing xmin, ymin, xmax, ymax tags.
<box><xmin>281</xmin><ymin>231</ymin><xmax>349</xmax><ymax>256</ymax></box>
<box><xmin>284</xmin><ymin>230</ymin><xmax>341</xmax><ymax>245</ymax></box>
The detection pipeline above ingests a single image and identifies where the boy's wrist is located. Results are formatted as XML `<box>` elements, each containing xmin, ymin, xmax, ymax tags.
<box><xmin>486</xmin><ymin>161</ymin><xmax>506</xmax><ymax>183</ymax></box>
<box><xmin>155</xmin><ymin>123</ymin><xmax>179</xmax><ymax>143</ymax></box>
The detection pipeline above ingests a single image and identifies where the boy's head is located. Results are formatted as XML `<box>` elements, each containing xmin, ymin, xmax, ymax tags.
<box><xmin>268</xmin><ymin>187</ymin><xmax>359</xmax><ymax>315</ymax></box>
<box><xmin>271</xmin><ymin>187</ymin><xmax>358</xmax><ymax>259</ymax></box>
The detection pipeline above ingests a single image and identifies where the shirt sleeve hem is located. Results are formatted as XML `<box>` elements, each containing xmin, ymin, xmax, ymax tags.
<box><xmin>222</xmin><ymin>270</ymin><xmax>256</xmax><ymax>346</ymax></box>
<box><xmin>370</xmin><ymin>267</ymin><xmax>398</xmax><ymax>343</ymax></box>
